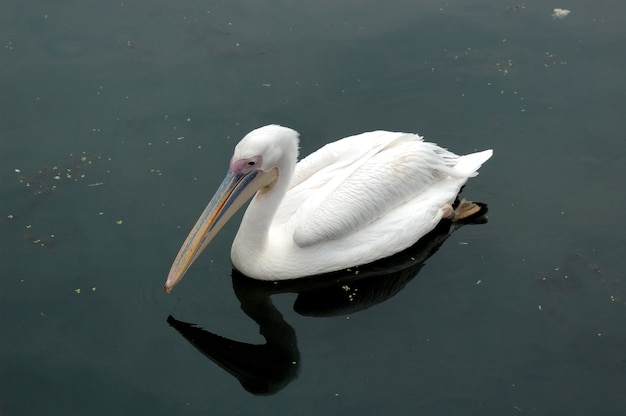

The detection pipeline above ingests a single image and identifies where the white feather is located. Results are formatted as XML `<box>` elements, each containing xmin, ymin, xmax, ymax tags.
<box><xmin>229</xmin><ymin>126</ymin><xmax>492</xmax><ymax>280</ymax></box>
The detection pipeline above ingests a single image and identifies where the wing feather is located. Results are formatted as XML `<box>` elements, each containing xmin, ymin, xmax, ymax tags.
<box><xmin>274</xmin><ymin>131</ymin><xmax>414</xmax><ymax>226</ymax></box>
<box><xmin>292</xmin><ymin>137</ymin><xmax>457</xmax><ymax>247</ymax></box>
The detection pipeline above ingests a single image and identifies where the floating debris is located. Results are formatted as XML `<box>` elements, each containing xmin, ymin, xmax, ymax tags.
<box><xmin>495</xmin><ymin>59</ymin><xmax>515</xmax><ymax>76</ymax></box>
<box><xmin>9</xmin><ymin>152</ymin><xmax>108</xmax><ymax>250</ymax></box>
<box><xmin>74</xmin><ymin>287</ymin><xmax>97</xmax><ymax>294</ymax></box>
<box><xmin>15</xmin><ymin>152</ymin><xmax>104</xmax><ymax>197</ymax></box>
<box><xmin>552</xmin><ymin>8</ymin><xmax>571</xmax><ymax>19</ymax></box>
<box><xmin>535</xmin><ymin>253</ymin><xmax>624</xmax><ymax>323</ymax></box>
<box><xmin>24</xmin><ymin>227</ymin><xmax>78</xmax><ymax>250</ymax></box>
<box><xmin>505</xmin><ymin>3</ymin><xmax>526</xmax><ymax>13</ymax></box>
<box><xmin>543</xmin><ymin>51</ymin><xmax>567</xmax><ymax>67</ymax></box>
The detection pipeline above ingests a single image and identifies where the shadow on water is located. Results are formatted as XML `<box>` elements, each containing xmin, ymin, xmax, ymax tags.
<box><xmin>167</xmin><ymin>202</ymin><xmax>488</xmax><ymax>395</ymax></box>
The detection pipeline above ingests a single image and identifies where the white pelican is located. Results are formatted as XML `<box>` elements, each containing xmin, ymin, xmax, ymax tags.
<box><xmin>165</xmin><ymin>125</ymin><xmax>492</xmax><ymax>292</ymax></box>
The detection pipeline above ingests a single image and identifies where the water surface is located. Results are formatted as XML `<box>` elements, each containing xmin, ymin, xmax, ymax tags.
<box><xmin>2</xmin><ymin>0</ymin><xmax>626</xmax><ymax>414</ymax></box>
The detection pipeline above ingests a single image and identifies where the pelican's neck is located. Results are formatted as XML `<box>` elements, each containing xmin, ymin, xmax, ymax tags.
<box><xmin>232</xmin><ymin>136</ymin><xmax>298</xmax><ymax>264</ymax></box>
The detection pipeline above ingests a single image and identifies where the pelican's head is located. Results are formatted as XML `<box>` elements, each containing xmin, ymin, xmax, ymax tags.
<box><xmin>164</xmin><ymin>125</ymin><xmax>299</xmax><ymax>293</ymax></box>
<box><xmin>233</xmin><ymin>124</ymin><xmax>299</xmax><ymax>170</ymax></box>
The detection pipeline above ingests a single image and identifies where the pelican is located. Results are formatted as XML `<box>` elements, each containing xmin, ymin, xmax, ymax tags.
<box><xmin>165</xmin><ymin>125</ymin><xmax>492</xmax><ymax>292</ymax></box>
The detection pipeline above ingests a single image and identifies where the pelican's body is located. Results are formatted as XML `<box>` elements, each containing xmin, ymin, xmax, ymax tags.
<box><xmin>165</xmin><ymin>125</ymin><xmax>492</xmax><ymax>292</ymax></box>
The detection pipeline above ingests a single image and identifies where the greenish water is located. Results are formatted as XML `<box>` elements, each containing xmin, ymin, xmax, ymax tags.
<box><xmin>2</xmin><ymin>0</ymin><xmax>626</xmax><ymax>414</ymax></box>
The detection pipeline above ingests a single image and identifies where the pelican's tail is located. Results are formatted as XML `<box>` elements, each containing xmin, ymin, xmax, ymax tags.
<box><xmin>453</xmin><ymin>149</ymin><xmax>493</xmax><ymax>177</ymax></box>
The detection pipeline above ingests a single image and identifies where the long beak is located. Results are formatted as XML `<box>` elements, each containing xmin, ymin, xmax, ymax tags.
<box><xmin>165</xmin><ymin>168</ymin><xmax>277</xmax><ymax>293</ymax></box>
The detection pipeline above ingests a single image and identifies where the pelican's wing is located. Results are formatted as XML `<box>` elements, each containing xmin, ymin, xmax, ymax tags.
<box><xmin>289</xmin><ymin>131</ymin><xmax>411</xmax><ymax>188</ymax></box>
<box><xmin>272</xmin><ymin>132</ymin><xmax>409</xmax><ymax>223</ymax></box>
<box><xmin>278</xmin><ymin>131</ymin><xmax>491</xmax><ymax>249</ymax></box>
<box><xmin>273</xmin><ymin>132</ymin><xmax>411</xmax><ymax>224</ymax></box>
<box><xmin>292</xmin><ymin>137</ymin><xmax>463</xmax><ymax>247</ymax></box>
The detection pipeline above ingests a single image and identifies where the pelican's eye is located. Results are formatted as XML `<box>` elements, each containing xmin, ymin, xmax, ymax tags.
<box><xmin>230</xmin><ymin>155</ymin><xmax>263</xmax><ymax>173</ymax></box>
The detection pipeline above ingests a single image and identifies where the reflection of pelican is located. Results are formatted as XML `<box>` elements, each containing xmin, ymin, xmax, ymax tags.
<box><xmin>166</xmin><ymin>125</ymin><xmax>492</xmax><ymax>292</ymax></box>
<box><xmin>167</xmin><ymin>289</ymin><xmax>299</xmax><ymax>396</ymax></box>
<box><xmin>167</xmin><ymin>210</ymin><xmax>487</xmax><ymax>395</ymax></box>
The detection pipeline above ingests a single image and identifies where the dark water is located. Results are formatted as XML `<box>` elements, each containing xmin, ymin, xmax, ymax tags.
<box><xmin>2</xmin><ymin>0</ymin><xmax>625</xmax><ymax>414</ymax></box>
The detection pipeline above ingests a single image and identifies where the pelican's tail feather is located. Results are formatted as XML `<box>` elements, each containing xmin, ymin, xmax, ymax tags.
<box><xmin>454</xmin><ymin>149</ymin><xmax>493</xmax><ymax>177</ymax></box>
